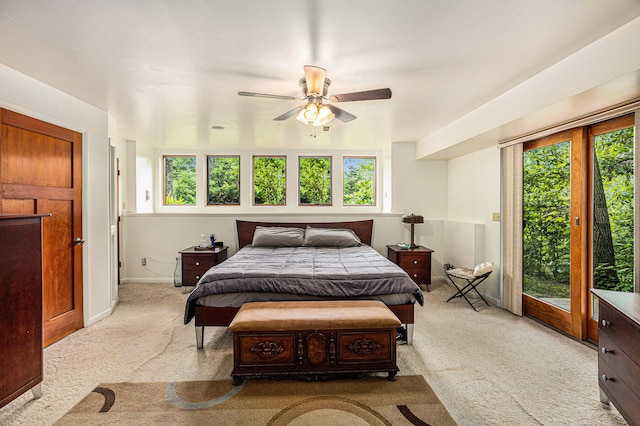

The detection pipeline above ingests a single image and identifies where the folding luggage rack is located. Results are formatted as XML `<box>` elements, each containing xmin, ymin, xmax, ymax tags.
<box><xmin>443</xmin><ymin>262</ymin><xmax>493</xmax><ymax>311</ymax></box>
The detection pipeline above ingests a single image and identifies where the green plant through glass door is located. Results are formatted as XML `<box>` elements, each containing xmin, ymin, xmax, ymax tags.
<box><xmin>523</xmin><ymin>141</ymin><xmax>571</xmax><ymax>310</ymax></box>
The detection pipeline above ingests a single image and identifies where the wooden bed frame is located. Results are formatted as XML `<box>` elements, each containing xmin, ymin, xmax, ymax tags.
<box><xmin>193</xmin><ymin>219</ymin><xmax>416</xmax><ymax>347</ymax></box>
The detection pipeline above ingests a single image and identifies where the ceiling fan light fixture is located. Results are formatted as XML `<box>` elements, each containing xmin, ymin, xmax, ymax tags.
<box><xmin>296</xmin><ymin>104</ymin><xmax>335</xmax><ymax>126</ymax></box>
<box><xmin>240</xmin><ymin>65</ymin><xmax>390</xmax><ymax>127</ymax></box>
<box><xmin>303</xmin><ymin>104</ymin><xmax>319</xmax><ymax>120</ymax></box>
<box><xmin>316</xmin><ymin>105</ymin><xmax>335</xmax><ymax>125</ymax></box>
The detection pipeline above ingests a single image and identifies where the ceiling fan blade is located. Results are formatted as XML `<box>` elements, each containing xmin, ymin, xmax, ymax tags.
<box><xmin>238</xmin><ymin>91</ymin><xmax>299</xmax><ymax>101</ymax></box>
<box><xmin>326</xmin><ymin>104</ymin><xmax>357</xmax><ymax>122</ymax></box>
<box><xmin>303</xmin><ymin>65</ymin><xmax>326</xmax><ymax>96</ymax></box>
<box><xmin>273</xmin><ymin>106</ymin><xmax>303</xmax><ymax>121</ymax></box>
<box><xmin>330</xmin><ymin>88</ymin><xmax>392</xmax><ymax>103</ymax></box>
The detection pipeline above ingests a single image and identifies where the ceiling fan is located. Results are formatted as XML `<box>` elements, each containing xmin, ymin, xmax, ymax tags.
<box><xmin>238</xmin><ymin>65</ymin><xmax>392</xmax><ymax>127</ymax></box>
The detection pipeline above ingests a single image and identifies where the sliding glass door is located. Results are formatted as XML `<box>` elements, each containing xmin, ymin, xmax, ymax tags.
<box><xmin>522</xmin><ymin>114</ymin><xmax>635</xmax><ymax>341</ymax></box>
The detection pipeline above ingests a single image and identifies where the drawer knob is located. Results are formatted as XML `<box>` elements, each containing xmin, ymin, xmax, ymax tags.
<box><xmin>413</xmin><ymin>260</ymin><xmax>418</xmax><ymax>265</ymax></box>
<box><xmin>601</xmin><ymin>347</ymin><xmax>610</xmax><ymax>354</ymax></box>
<box><xmin>195</xmin><ymin>261</ymin><xmax>200</xmax><ymax>266</ymax></box>
<box><xmin>196</xmin><ymin>275</ymin><xmax>200</xmax><ymax>279</ymax></box>
<box><xmin>413</xmin><ymin>273</ymin><xmax>418</xmax><ymax>278</ymax></box>
<box><xmin>601</xmin><ymin>374</ymin><xmax>612</xmax><ymax>382</ymax></box>
<box><xmin>601</xmin><ymin>319</ymin><xmax>610</xmax><ymax>327</ymax></box>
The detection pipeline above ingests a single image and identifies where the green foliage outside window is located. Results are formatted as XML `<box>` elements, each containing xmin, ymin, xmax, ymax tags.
<box><xmin>164</xmin><ymin>156</ymin><xmax>196</xmax><ymax>205</ymax></box>
<box><xmin>523</xmin><ymin>142</ymin><xmax>571</xmax><ymax>298</ymax></box>
<box><xmin>343</xmin><ymin>157</ymin><xmax>375</xmax><ymax>206</ymax></box>
<box><xmin>592</xmin><ymin>127</ymin><xmax>634</xmax><ymax>292</ymax></box>
<box><xmin>523</xmin><ymin>126</ymin><xmax>634</xmax><ymax>297</ymax></box>
<box><xmin>207</xmin><ymin>156</ymin><xmax>240</xmax><ymax>205</ymax></box>
<box><xmin>253</xmin><ymin>156</ymin><xmax>286</xmax><ymax>205</ymax></box>
<box><xmin>299</xmin><ymin>156</ymin><xmax>331</xmax><ymax>205</ymax></box>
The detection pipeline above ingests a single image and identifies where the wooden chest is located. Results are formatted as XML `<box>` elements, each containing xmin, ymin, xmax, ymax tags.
<box><xmin>228</xmin><ymin>300</ymin><xmax>401</xmax><ymax>385</ymax></box>
<box><xmin>592</xmin><ymin>289</ymin><xmax>640</xmax><ymax>426</ymax></box>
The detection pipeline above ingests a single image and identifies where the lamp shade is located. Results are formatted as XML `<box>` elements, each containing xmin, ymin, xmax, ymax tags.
<box><xmin>402</xmin><ymin>214</ymin><xmax>424</xmax><ymax>224</ymax></box>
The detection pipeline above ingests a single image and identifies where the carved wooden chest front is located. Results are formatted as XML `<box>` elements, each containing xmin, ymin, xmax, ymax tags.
<box><xmin>231</xmin><ymin>328</ymin><xmax>398</xmax><ymax>384</ymax></box>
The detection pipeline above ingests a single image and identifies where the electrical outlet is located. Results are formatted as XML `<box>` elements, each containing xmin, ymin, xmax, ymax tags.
<box><xmin>492</xmin><ymin>212</ymin><xmax>500</xmax><ymax>222</ymax></box>
<box><xmin>141</xmin><ymin>257</ymin><xmax>147</xmax><ymax>266</ymax></box>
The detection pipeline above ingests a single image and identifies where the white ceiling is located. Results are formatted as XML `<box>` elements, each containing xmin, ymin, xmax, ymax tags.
<box><xmin>1</xmin><ymin>0</ymin><xmax>640</xmax><ymax>159</ymax></box>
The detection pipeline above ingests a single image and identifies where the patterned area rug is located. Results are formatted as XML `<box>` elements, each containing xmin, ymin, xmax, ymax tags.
<box><xmin>55</xmin><ymin>375</ymin><xmax>456</xmax><ymax>425</ymax></box>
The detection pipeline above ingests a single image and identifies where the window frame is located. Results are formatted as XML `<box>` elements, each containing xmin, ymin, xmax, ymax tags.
<box><xmin>206</xmin><ymin>155</ymin><xmax>241</xmax><ymax>206</ymax></box>
<box><xmin>162</xmin><ymin>154</ymin><xmax>197</xmax><ymax>206</ymax></box>
<box><xmin>298</xmin><ymin>155</ymin><xmax>333</xmax><ymax>206</ymax></box>
<box><xmin>252</xmin><ymin>155</ymin><xmax>287</xmax><ymax>206</ymax></box>
<box><xmin>343</xmin><ymin>155</ymin><xmax>377</xmax><ymax>207</ymax></box>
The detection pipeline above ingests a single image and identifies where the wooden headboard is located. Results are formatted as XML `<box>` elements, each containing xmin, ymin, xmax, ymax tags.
<box><xmin>236</xmin><ymin>220</ymin><xmax>373</xmax><ymax>248</ymax></box>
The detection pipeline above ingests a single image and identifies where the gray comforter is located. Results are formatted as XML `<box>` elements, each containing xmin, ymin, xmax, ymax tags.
<box><xmin>184</xmin><ymin>245</ymin><xmax>424</xmax><ymax>324</ymax></box>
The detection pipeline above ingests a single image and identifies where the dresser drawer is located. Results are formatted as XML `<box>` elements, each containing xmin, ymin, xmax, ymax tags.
<box><xmin>600</xmin><ymin>304</ymin><xmax>640</xmax><ymax>360</ymax></box>
<box><xmin>599</xmin><ymin>332</ymin><xmax>640</xmax><ymax>394</ymax></box>
<box><xmin>599</xmin><ymin>356</ymin><xmax>640</xmax><ymax>424</ymax></box>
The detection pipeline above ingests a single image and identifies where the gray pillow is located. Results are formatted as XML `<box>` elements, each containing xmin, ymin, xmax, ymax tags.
<box><xmin>302</xmin><ymin>226</ymin><xmax>362</xmax><ymax>247</ymax></box>
<box><xmin>251</xmin><ymin>226</ymin><xmax>304</xmax><ymax>247</ymax></box>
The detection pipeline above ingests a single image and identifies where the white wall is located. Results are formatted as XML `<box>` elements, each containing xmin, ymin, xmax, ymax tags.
<box><xmin>122</xmin><ymin>213</ymin><xmax>447</xmax><ymax>283</ymax></box>
<box><xmin>391</xmin><ymin>142</ymin><xmax>448</xmax><ymax>276</ymax></box>
<box><xmin>121</xmin><ymin>141</ymin><xmax>449</xmax><ymax>283</ymax></box>
<box><xmin>446</xmin><ymin>146</ymin><xmax>501</xmax><ymax>304</ymax></box>
<box><xmin>0</xmin><ymin>63</ymin><xmax>114</xmax><ymax>325</ymax></box>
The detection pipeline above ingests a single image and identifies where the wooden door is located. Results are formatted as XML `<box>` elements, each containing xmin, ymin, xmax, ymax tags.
<box><xmin>0</xmin><ymin>109</ymin><xmax>83</xmax><ymax>346</ymax></box>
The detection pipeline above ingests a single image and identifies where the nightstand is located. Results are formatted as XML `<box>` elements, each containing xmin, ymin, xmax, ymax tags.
<box><xmin>387</xmin><ymin>245</ymin><xmax>433</xmax><ymax>291</ymax></box>
<box><xmin>179</xmin><ymin>246</ymin><xmax>228</xmax><ymax>289</ymax></box>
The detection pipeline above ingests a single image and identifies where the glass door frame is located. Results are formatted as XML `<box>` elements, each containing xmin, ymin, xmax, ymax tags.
<box><xmin>522</xmin><ymin>128</ymin><xmax>588</xmax><ymax>339</ymax></box>
<box><xmin>522</xmin><ymin>113</ymin><xmax>635</xmax><ymax>342</ymax></box>
<box><xmin>586</xmin><ymin>114</ymin><xmax>636</xmax><ymax>341</ymax></box>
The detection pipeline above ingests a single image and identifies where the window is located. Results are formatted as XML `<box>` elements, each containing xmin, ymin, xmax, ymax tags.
<box><xmin>207</xmin><ymin>155</ymin><xmax>240</xmax><ymax>205</ymax></box>
<box><xmin>299</xmin><ymin>156</ymin><xmax>332</xmax><ymax>205</ymax></box>
<box><xmin>163</xmin><ymin>155</ymin><xmax>196</xmax><ymax>205</ymax></box>
<box><xmin>343</xmin><ymin>156</ymin><xmax>376</xmax><ymax>206</ymax></box>
<box><xmin>253</xmin><ymin>156</ymin><xmax>286</xmax><ymax>205</ymax></box>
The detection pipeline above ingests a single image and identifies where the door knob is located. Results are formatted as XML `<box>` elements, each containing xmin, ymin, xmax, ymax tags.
<box><xmin>74</xmin><ymin>238</ymin><xmax>85</xmax><ymax>245</ymax></box>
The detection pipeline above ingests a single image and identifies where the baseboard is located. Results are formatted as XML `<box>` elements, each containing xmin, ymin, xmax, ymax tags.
<box><xmin>120</xmin><ymin>278</ymin><xmax>174</xmax><ymax>284</ymax></box>
<box><xmin>87</xmin><ymin>305</ymin><xmax>116</xmax><ymax>326</ymax></box>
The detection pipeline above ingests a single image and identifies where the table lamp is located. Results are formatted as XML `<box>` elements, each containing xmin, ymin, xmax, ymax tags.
<box><xmin>402</xmin><ymin>214</ymin><xmax>424</xmax><ymax>249</ymax></box>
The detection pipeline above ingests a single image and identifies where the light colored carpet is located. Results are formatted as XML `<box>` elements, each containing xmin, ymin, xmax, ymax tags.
<box><xmin>0</xmin><ymin>280</ymin><xmax>627</xmax><ymax>425</ymax></box>
<box><xmin>54</xmin><ymin>376</ymin><xmax>455</xmax><ymax>425</ymax></box>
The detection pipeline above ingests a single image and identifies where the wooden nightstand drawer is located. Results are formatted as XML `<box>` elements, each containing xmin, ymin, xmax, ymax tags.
<box><xmin>182</xmin><ymin>270</ymin><xmax>207</xmax><ymax>285</ymax></box>
<box><xmin>403</xmin><ymin>269</ymin><xmax>430</xmax><ymax>285</ymax></box>
<box><xmin>183</xmin><ymin>254</ymin><xmax>218</xmax><ymax>270</ymax></box>
<box><xmin>398</xmin><ymin>255</ymin><xmax>430</xmax><ymax>270</ymax></box>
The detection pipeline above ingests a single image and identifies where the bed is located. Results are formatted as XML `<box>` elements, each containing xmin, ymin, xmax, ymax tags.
<box><xmin>184</xmin><ymin>219</ymin><xmax>424</xmax><ymax>347</ymax></box>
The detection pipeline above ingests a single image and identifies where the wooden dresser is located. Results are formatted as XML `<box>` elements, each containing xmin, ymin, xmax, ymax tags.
<box><xmin>591</xmin><ymin>289</ymin><xmax>640</xmax><ymax>426</ymax></box>
<box><xmin>387</xmin><ymin>245</ymin><xmax>433</xmax><ymax>291</ymax></box>
<box><xmin>0</xmin><ymin>214</ymin><xmax>48</xmax><ymax>408</ymax></box>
